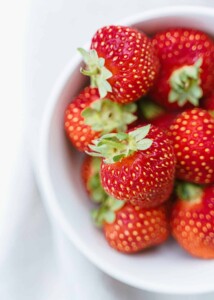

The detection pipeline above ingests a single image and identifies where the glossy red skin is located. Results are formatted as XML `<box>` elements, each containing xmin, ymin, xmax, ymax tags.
<box><xmin>64</xmin><ymin>87</ymin><xmax>101</xmax><ymax>152</ymax></box>
<box><xmin>171</xmin><ymin>185</ymin><xmax>214</xmax><ymax>259</ymax></box>
<box><xmin>150</xmin><ymin>28</ymin><xmax>214</xmax><ymax>111</ymax></box>
<box><xmin>91</xmin><ymin>25</ymin><xmax>160</xmax><ymax>104</ymax></box>
<box><xmin>104</xmin><ymin>202</ymin><xmax>170</xmax><ymax>253</ymax></box>
<box><xmin>101</xmin><ymin>125</ymin><xmax>176</xmax><ymax>207</ymax></box>
<box><xmin>168</xmin><ymin>108</ymin><xmax>214</xmax><ymax>184</ymax></box>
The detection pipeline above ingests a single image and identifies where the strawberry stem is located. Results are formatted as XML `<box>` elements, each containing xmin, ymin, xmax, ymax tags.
<box><xmin>169</xmin><ymin>58</ymin><xmax>203</xmax><ymax>107</ymax></box>
<box><xmin>78</xmin><ymin>48</ymin><xmax>113</xmax><ymax>98</ymax></box>
<box><xmin>82</xmin><ymin>99</ymin><xmax>137</xmax><ymax>133</ymax></box>
<box><xmin>87</xmin><ymin>125</ymin><xmax>153</xmax><ymax>164</ymax></box>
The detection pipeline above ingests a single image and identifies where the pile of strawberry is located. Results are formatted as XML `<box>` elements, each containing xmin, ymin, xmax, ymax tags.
<box><xmin>64</xmin><ymin>25</ymin><xmax>214</xmax><ymax>258</ymax></box>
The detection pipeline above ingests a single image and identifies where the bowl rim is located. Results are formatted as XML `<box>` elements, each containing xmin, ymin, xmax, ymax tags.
<box><xmin>37</xmin><ymin>5</ymin><xmax>214</xmax><ymax>294</ymax></box>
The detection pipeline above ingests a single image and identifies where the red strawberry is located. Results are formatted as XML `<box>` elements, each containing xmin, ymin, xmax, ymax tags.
<box><xmin>171</xmin><ymin>182</ymin><xmax>214</xmax><ymax>259</ymax></box>
<box><xmin>102</xmin><ymin>200</ymin><xmax>170</xmax><ymax>254</ymax></box>
<box><xmin>168</xmin><ymin>108</ymin><xmax>214</xmax><ymax>184</ymax></box>
<box><xmin>201</xmin><ymin>93</ymin><xmax>214</xmax><ymax>117</ymax></box>
<box><xmin>81</xmin><ymin>155</ymin><xmax>106</xmax><ymax>204</ymax></box>
<box><xmin>78</xmin><ymin>25</ymin><xmax>159</xmax><ymax>104</ymax></box>
<box><xmin>64</xmin><ymin>86</ymin><xmax>137</xmax><ymax>151</ymax></box>
<box><xmin>150</xmin><ymin>28</ymin><xmax>214</xmax><ymax>110</ymax></box>
<box><xmin>88</xmin><ymin>124</ymin><xmax>176</xmax><ymax>208</ymax></box>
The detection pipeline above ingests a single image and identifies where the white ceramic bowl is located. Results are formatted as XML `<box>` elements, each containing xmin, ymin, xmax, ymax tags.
<box><xmin>38</xmin><ymin>6</ymin><xmax>214</xmax><ymax>294</ymax></box>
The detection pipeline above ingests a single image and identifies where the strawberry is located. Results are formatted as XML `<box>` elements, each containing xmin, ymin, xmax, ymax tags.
<box><xmin>78</xmin><ymin>25</ymin><xmax>159</xmax><ymax>104</ymax></box>
<box><xmin>171</xmin><ymin>182</ymin><xmax>214</xmax><ymax>259</ymax></box>
<box><xmin>64</xmin><ymin>86</ymin><xmax>137</xmax><ymax>151</ymax></box>
<box><xmin>201</xmin><ymin>93</ymin><xmax>214</xmax><ymax>118</ymax></box>
<box><xmin>150</xmin><ymin>28</ymin><xmax>214</xmax><ymax>110</ymax></box>
<box><xmin>168</xmin><ymin>108</ymin><xmax>214</xmax><ymax>184</ymax></box>
<box><xmin>88</xmin><ymin>124</ymin><xmax>176</xmax><ymax>208</ymax></box>
<box><xmin>97</xmin><ymin>199</ymin><xmax>170</xmax><ymax>254</ymax></box>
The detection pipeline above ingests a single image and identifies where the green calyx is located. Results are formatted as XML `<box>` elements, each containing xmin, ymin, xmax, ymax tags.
<box><xmin>169</xmin><ymin>58</ymin><xmax>203</xmax><ymax>107</ymax></box>
<box><xmin>78</xmin><ymin>48</ymin><xmax>112</xmax><ymax>98</ymax></box>
<box><xmin>87</xmin><ymin>157</ymin><xmax>106</xmax><ymax>204</ymax></box>
<box><xmin>139</xmin><ymin>98</ymin><xmax>165</xmax><ymax>120</ymax></box>
<box><xmin>86</xmin><ymin>157</ymin><xmax>125</xmax><ymax>227</ymax></box>
<box><xmin>176</xmin><ymin>182</ymin><xmax>203</xmax><ymax>204</ymax></box>
<box><xmin>82</xmin><ymin>99</ymin><xmax>137</xmax><ymax>133</ymax></box>
<box><xmin>92</xmin><ymin>197</ymin><xmax>125</xmax><ymax>227</ymax></box>
<box><xmin>87</xmin><ymin>124</ymin><xmax>153</xmax><ymax>164</ymax></box>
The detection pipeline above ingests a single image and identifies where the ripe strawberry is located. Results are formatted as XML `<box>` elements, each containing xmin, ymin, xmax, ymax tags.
<box><xmin>78</xmin><ymin>25</ymin><xmax>159</xmax><ymax>104</ymax></box>
<box><xmin>168</xmin><ymin>108</ymin><xmax>214</xmax><ymax>184</ymax></box>
<box><xmin>64</xmin><ymin>86</ymin><xmax>137</xmax><ymax>151</ymax></box>
<box><xmin>150</xmin><ymin>28</ymin><xmax>214</xmax><ymax>110</ymax></box>
<box><xmin>201</xmin><ymin>93</ymin><xmax>214</xmax><ymax>117</ymax></box>
<box><xmin>101</xmin><ymin>200</ymin><xmax>170</xmax><ymax>254</ymax></box>
<box><xmin>81</xmin><ymin>155</ymin><xmax>106</xmax><ymax>204</ymax></box>
<box><xmin>88</xmin><ymin>124</ymin><xmax>176</xmax><ymax>208</ymax></box>
<box><xmin>171</xmin><ymin>182</ymin><xmax>214</xmax><ymax>259</ymax></box>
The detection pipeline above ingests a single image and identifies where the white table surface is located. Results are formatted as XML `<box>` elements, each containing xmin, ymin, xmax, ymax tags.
<box><xmin>21</xmin><ymin>0</ymin><xmax>214</xmax><ymax>299</ymax></box>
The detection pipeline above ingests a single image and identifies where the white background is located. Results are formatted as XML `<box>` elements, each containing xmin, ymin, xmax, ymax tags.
<box><xmin>0</xmin><ymin>0</ymin><xmax>29</xmax><ymax>213</ymax></box>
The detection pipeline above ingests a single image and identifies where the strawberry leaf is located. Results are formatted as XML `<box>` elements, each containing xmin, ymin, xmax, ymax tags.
<box><xmin>113</xmin><ymin>154</ymin><xmax>125</xmax><ymax>162</ymax></box>
<box><xmin>87</xmin><ymin>125</ymin><xmax>153</xmax><ymax>164</ymax></box>
<box><xmin>82</xmin><ymin>99</ymin><xmax>137</xmax><ymax>133</ymax></box>
<box><xmin>137</xmin><ymin>139</ymin><xmax>153</xmax><ymax>150</ymax></box>
<box><xmin>91</xmin><ymin>197</ymin><xmax>125</xmax><ymax>227</ymax></box>
<box><xmin>169</xmin><ymin>58</ymin><xmax>203</xmax><ymax>107</ymax></box>
<box><xmin>104</xmin><ymin>211</ymin><xmax>116</xmax><ymax>223</ymax></box>
<box><xmin>78</xmin><ymin>48</ymin><xmax>113</xmax><ymax>98</ymax></box>
<box><xmin>129</xmin><ymin>124</ymin><xmax>151</xmax><ymax>141</ymax></box>
<box><xmin>111</xmin><ymin>199</ymin><xmax>125</xmax><ymax>211</ymax></box>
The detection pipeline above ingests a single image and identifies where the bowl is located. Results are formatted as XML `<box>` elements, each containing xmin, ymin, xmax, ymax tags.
<box><xmin>37</xmin><ymin>6</ymin><xmax>214</xmax><ymax>294</ymax></box>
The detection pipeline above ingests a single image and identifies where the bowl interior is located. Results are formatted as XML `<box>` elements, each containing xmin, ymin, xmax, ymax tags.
<box><xmin>40</xmin><ymin>8</ymin><xmax>214</xmax><ymax>294</ymax></box>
